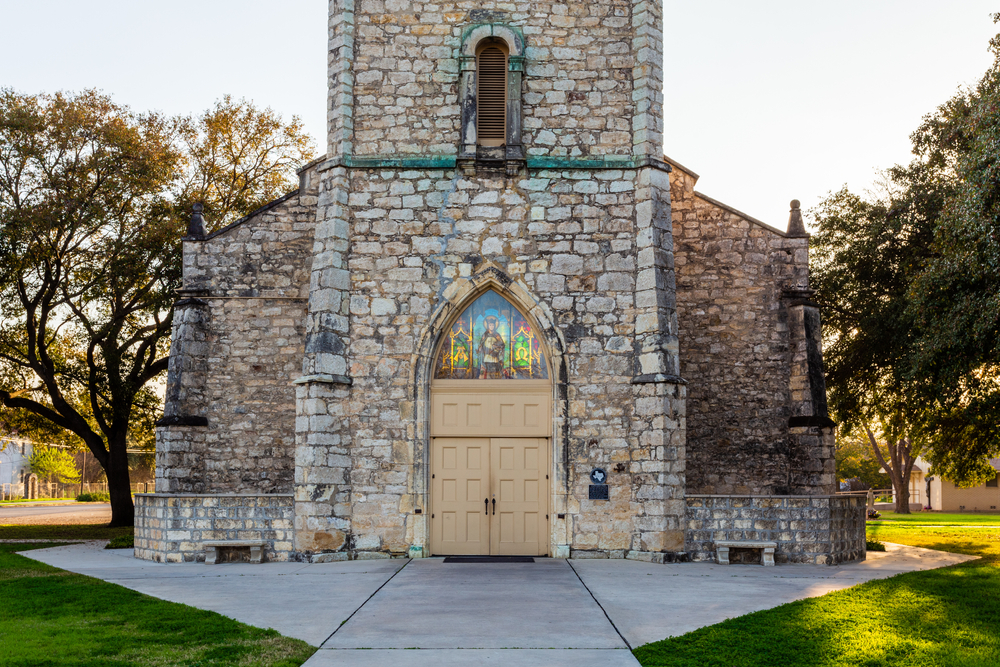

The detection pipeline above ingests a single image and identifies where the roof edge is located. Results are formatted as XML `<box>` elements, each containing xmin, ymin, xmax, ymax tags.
<box><xmin>693</xmin><ymin>190</ymin><xmax>790</xmax><ymax>238</ymax></box>
<box><xmin>202</xmin><ymin>190</ymin><xmax>301</xmax><ymax>241</ymax></box>
<box><xmin>297</xmin><ymin>153</ymin><xmax>328</xmax><ymax>175</ymax></box>
<box><xmin>661</xmin><ymin>154</ymin><xmax>700</xmax><ymax>181</ymax></box>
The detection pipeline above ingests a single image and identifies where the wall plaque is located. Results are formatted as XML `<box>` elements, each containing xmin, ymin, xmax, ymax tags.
<box><xmin>589</xmin><ymin>484</ymin><xmax>609</xmax><ymax>500</ymax></box>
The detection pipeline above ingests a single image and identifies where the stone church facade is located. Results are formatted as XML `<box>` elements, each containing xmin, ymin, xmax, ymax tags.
<box><xmin>135</xmin><ymin>0</ymin><xmax>865</xmax><ymax>565</ymax></box>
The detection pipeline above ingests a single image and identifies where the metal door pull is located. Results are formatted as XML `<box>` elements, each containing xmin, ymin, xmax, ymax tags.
<box><xmin>485</xmin><ymin>498</ymin><xmax>488</xmax><ymax>514</ymax></box>
<box><xmin>492</xmin><ymin>498</ymin><xmax>496</xmax><ymax>515</ymax></box>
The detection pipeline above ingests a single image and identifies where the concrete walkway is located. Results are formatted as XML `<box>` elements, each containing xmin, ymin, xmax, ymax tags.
<box><xmin>22</xmin><ymin>543</ymin><xmax>975</xmax><ymax>666</ymax></box>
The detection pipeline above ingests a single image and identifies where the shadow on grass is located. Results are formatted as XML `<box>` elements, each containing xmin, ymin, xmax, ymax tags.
<box><xmin>871</xmin><ymin>512</ymin><xmax>1000</xmax><ymax>526</ymax></box>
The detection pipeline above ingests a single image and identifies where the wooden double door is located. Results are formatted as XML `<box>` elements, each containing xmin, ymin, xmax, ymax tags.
<box><xmin>431</xmin><ymin>437</ymin><xmax>549</xmax><ymax>556</ymax></box>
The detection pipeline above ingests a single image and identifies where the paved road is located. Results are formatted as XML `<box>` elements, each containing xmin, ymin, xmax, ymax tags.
<box><xmin>23</xmin><ymin>542</ymin><xmax>977</xmax><ymax>667</ymax></box>
<box><xmin>0</xmin><ymin>503</ymin><xmax>111</xmax><ymax>525</ymax></box>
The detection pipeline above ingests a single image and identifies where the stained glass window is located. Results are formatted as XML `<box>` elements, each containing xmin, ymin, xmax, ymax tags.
<box><xmin>435</xmin><ymin>290</ymin><xmax>549</xmax><ymax>380</ymax></box>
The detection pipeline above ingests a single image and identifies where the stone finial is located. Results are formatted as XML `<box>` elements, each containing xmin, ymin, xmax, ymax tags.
<box><xmin>786</xmin><ymin>199</ymin><xmax>808</xmax><ymax>237</ymax></box>
<box><xmin>186</xmin><ymin>203</ymin><xmax>207</xmax><ymax>240</ymax></box>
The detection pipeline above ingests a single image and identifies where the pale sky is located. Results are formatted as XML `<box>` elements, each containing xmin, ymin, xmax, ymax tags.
<box><xmin>1</xmin><ymin>1</ymin><xmax>996</xmax><ymax>228</ymax></box>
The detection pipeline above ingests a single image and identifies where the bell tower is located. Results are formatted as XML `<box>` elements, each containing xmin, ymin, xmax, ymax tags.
<box><xmin>293</xmin><ymin>0</ymin><xmax>686</xmax><ymax>560</ymax></box>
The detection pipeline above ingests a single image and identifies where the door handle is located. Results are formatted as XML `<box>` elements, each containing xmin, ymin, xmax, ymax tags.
<box><xmin>485</xmin><ymin>498</ymin><xmax>488</xmax><ymax>515</ymax></box>
<box><xmin>492</xmin><ymin>498</ymin><xmax>496</xmax><ymax>515</ymax></box>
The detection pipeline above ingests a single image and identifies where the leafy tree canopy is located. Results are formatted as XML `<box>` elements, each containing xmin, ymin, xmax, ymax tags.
<box><xmin>906</xmin><ymin>22</ymin><xmax>1000</xmax><ymax>484</ymax></box>
<box><xmin>812</xmin><ymin>15</ymin><xmax>1000</xmax><ymax>490</ymax></box>
<box><xmin>29</xmin><ymin>445</ymin><xmax>81</xmax><ymax>484</ymax></box>
<box><xmin>0</xmin><ymin>90</ymin><xmax>314</xmax><ymax>525</ymax></box>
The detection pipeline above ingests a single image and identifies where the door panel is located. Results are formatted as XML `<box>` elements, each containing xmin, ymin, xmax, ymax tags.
<box><xmin>494</xmin><ymin>397</ymin><xmax>549</xmax><ymax>436</ymax></box>
<box><xmin>431</xmin><ymin>438</ymin><xmax>490</xmax><ymax>555</ymax></box>
<box><xmin>431</xmin><ymin>436</ymin><xmax>548</xmax><ymax>556</ymax></box>
<box><xmin>434</xmin><ymin>394</ymin><xmax>488</xmax><ymax>435</ymax></box>
<box><xmin>490</xmin><ymin>437</ymin><xmax>548</xmax><ymax>556</ymax></box>
<box><xmin>431</xmin><ymin>389</ymin><xmax>551</xmax><ymax>437</ymax></box>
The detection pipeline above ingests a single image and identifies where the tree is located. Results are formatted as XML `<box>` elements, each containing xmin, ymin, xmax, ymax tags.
<box><xmin>813</xmin><ymin>18</ymin><xmax>1000</xmax><ymax>502</ymax></box>
<box><xmin>178</xmin><ymin>95</ymin><xmax>315</xmax><ymax>226</ymax></box>
<box><xmin>0</xmin><ymin>90</ymin><xmax>314</xmax><ymax>526</ymax></box>
<box><xmin>29</xmin><ymin>445</ymin><xmax>81</xmax><ymax>485</ymax></box>
<box><xmin>905</xmin><ymin>18</ymin><xmax>1000</xmax><ymax>485</ymax></box>
<box><xmin>810</xmin><ymin>168</ymin><xmax>941</xmax><ymax>513</ymax></box>
<box><xmin>858</xmin><ymin>394</ymin><xmax>928</xmax><ymax>513</ymax></box>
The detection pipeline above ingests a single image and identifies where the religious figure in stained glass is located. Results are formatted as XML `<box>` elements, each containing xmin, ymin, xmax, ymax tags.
<box><xmin>435</xmin><ymin>290</ymin><xmax>548</xmax><ymax>380</ymax></box>
<box><xmin>478</xmin><ymin>316</ymin><xmax>506</xmax><ymax>379</ymax></box>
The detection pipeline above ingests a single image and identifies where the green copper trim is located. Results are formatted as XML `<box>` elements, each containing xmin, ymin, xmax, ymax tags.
<box><xmin>527</xmin><ymin>157</ymin><xmax>638</xmax><ymax>170</ymax></box>
<box><xmin>344</xmin><ymin>156</ymin><xmax>457</xmax><ymax>169</ymax></box>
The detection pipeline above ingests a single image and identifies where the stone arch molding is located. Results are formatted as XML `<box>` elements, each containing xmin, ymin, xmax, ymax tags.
<box><xmin>460</xmin><ymin>24</ymin><xmax>525</xmax><ymax>59</ymax></box>
<box><xmin>415</xmin><ymin>269</ymin><xmax>566</xmax><ymax>379</ymax></box>
<box><xmin>458</xmin><ymin>24</ymin><xmax>526</xmax><ymax>175</ymax></box>
<box><xmin>409</xmin><ymin>267</ymin><xmax>568</xmax><ymax>556</ymax></box>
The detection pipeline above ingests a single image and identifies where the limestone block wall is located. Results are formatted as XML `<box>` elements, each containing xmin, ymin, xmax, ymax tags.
<box><xmin>155</xmin><ymin>168</ymin><xmax>319</xmax><ymax>494</ymax></box>
<box><xmin>292</xmin><ymin>163</ymin><xmax>685</xmax><ymax>559</ymax></box>
<box><xmin>179</xmin><ymin>195</ymin><xmax>316</xmax><ymax>298</ymax></box>
<box><xmin>347</xmin><ymin>1</ymin><xmax>663</xmax><ymax>159</ymax></box>
<box><xmin>685</xmin><ymin>494</ymin><xmax>866</xmax><ymax>565</ymax></box>
<box><xmin>134</xmin><ymin>494</ymin><xmax>294</xmax><ymax>563</ymax></box>
<box><xmin>159</xmin><ymin>297</ymin><xmax>307</xmax><ymax>493</ymax></box>
<box><xmin>293</xmin><ymin>380</ymin><xmax>355</xmax><ymax>554</ymax></box>
<box><xmin>668</xmin><ymin>158</ymin><xmax>832</xmax><ymax>496</ymax></box>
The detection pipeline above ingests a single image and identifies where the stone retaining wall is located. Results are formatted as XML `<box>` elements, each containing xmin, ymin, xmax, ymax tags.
<box><xmin>134</xmin><ymin>494</ymin><xmax>294</xmax><ymax>563</ymax></box>
<box><xmin>685</xmin><ymin>494</ymin><xmax>866</xmax><ymax>565</ymax></box>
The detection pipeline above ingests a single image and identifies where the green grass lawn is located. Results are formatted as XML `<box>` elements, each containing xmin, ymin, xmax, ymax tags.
<box><xmin>0</xmin><ymin>523</ymin><xmax>132</xmax><ymax>541</ymax></box>
<box><xmin>0</xmin><ymin>541</ymin><xmax>316</xmax><ymax>666</ymax></box>
<box><xmin>633</xmin><ymin>526</ymin><xmax>1000</xmax><ymax>667</ymax></box>
<box><xmin>871</xmin><ymin>511</ymin><xmax>1000</xmax><ymax>526</ymax></box>
<box><xmin>869</xmin><ymin>524</ymin><xmax>1000</xmax><ymax>558</ymax></box>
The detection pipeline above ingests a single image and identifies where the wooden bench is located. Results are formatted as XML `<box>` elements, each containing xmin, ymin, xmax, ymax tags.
<box><xmin>715</xmin><ymin>540</ymin><xmax>777</xmax><ymax>567</ymax></box>
<box><xmin>203</xmin><ymin>540</ymin><xmax>266</xmax><ymax>564</ymax></box>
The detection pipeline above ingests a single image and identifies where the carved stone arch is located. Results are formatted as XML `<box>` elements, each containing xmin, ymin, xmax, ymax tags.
<box><xmin>458</xmin><ymin>23</ymin><xmax>526</xmax><ymax>176</ymax></box>
<box><xmin>415</xmin><ymin>271</ymin><xmax>566</xmax><ymax>382</ymax></box>
<box><xmin>459</xmin><ymin>24</ymin><xmax>524</xmax><ymax>58</ymax></box>
<box><xmin>408</xmin><ymin>268</ymin><xmax>569</xmax><ymax>557</ymax></box>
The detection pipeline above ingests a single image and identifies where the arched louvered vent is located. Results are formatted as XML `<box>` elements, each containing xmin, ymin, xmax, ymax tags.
<box><xmin>477</xmin><ymin>46</ymin><xmax>507</xmax><ymax>147</ymax></box>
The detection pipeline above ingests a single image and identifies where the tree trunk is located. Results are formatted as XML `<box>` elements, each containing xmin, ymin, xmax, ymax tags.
<box><xmin>105</xmin><ymin>431</ymin><xmax>134</xmax><ymax>527</ymax></box>
<box><xmin>893</xmin><ymin>476</ymin><xmax>911</xmax><ymax>514</ymax></box>
<box><xmin>866</xmin><ymin>427</ymin><xmax>914</xmax><ymax>515</ymax></box>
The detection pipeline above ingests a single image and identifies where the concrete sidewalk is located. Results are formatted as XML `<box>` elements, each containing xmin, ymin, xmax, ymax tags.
<box><xmin>22</xmin><ymin>543</ymin><xmax>975</xmax><ymax>667</ymax></box>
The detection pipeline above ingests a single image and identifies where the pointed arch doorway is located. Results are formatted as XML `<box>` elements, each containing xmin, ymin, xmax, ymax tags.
<box><xmin>429</xmin><ymin>289</ymin><xmax>552</xmax><ymax>556</ymax></box>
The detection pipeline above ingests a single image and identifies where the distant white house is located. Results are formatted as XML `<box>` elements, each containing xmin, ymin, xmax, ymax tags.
<box><xmin>0</xmin><ymin>434</ymin><xmax>33</xmax><ymax>493</ymax></box>
<box><xmin>892</xmin><ymin>457</ymin><xmax>1000</xmax><ymax>512</ymax></box>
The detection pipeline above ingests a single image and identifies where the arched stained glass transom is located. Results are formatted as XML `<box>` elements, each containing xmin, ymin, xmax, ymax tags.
<box><xmin>434</xmin><ymin>290</ymin><xmax>549</xmax><ymax>380</ymax></box>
